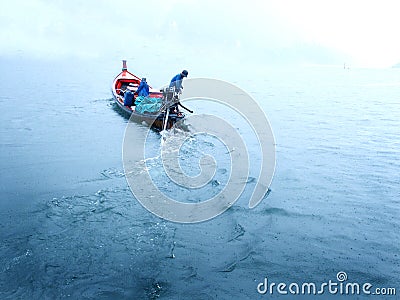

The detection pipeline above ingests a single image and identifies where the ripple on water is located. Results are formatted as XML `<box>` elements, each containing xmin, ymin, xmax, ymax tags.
<box><xmin>0</xmin><ymin>187</ymin><xmax>177</xmax><ymax>299</ymax></box>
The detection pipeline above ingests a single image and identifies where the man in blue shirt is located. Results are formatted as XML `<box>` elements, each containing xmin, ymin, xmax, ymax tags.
<box><xmin>169</xmin><ymin>70</ymin><xmax>188</xmax><ymax>93</ymax></box>
<box><xmin>167</xmin><ymin>70</ymin><xmax>188</xmax><ymax>114</ymax></box>
<box><xmin>136</xmin><ymin>78</ymin><xmax>150</xmax><ymax>97</ymax></box>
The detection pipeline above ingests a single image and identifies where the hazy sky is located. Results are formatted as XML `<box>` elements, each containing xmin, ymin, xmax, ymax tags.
<box><xmin>1</xmin><ymin>0</ymin><xmax>399</xmax><ymax>68</ymax></box>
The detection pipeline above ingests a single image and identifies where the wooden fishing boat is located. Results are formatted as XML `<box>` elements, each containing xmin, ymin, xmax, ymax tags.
<box><xmin>111</xmin><ymin>60</ymin><xmax>185</xmax><ymax>130</ymax></box>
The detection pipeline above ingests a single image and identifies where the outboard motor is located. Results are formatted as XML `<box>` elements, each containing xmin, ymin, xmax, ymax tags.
<box><xmin>162</xmin><ymin>87</ymin><xmax>180</xmax><ymax>114</ymax></box>
<box><xmin>162</xmin><ymin>87</ymin><xmax>177</xmax><ymax>102</ymax></box>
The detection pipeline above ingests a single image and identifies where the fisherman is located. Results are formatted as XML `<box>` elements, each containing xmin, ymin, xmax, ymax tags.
<box><xmin>168</xmin><ymin>70</ymin><xmax>188</xmax><ymax>113</ymax></box>
<box><xmin>136</xmin><ymin>78</ymin><xmax>150</xmax><ymax>97</ymax></box>
<box><xmin>169</xmin><ymin>70</ymin><xmax>188</xmax><ymax>93</ymax></box>
<box><xmin>123</xmin><ymin>89</ymin><xmax>134</xmax><ymax>107</ymax></box>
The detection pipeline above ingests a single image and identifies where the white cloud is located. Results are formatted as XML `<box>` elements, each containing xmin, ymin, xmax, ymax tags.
<box><xmin>267</xmin><ymin>0</ymin><xmax>400</xmax><ymax>67</ymax></box>
<box><xmin>0</xmin><ymin>0</ymin><xmax>399</xmax><ymax>67</ymax></box>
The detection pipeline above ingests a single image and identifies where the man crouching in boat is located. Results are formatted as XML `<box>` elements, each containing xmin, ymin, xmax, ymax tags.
<box><xmin>169</xmin><ymin>70</ymin><xmax>188</xmax><ymax>113</ymax></box>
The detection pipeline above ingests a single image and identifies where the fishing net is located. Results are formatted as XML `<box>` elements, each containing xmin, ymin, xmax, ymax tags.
<box><xmin>135</xmin><ymin>96</ymin><xmax>163</xmax><ymax>114</ymax></box>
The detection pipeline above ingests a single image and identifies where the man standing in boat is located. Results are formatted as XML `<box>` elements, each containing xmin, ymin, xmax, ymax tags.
<box><xmin>169</xmin><ymin>70</ymin><xmax>188</xmax><ymax>114</ymax></box>
<box><xmin>136</xmin><ymin>78</ymin><xmax>150</xmax><ymax>97</ymax></box>
<box><xmin>169</xmin><ymin>70</ymin><xmax>188</xmax><ymax>93</ymax></box>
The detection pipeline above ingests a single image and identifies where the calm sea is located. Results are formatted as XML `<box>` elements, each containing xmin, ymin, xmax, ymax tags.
<box><xmin>0</xmin><ymin>57</ymin><xmax>399</xmax><ymax>299</ymax></box>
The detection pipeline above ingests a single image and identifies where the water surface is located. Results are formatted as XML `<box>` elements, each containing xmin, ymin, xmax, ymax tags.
<box><xmin>1</xmin><ymin>58</ymin><xmax>399</xmax><ymax>299</ymax></box>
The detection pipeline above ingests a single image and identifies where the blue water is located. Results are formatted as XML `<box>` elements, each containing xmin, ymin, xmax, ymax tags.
<box><xmin>0</xmin><ymin>58</ymin><xmax>399</xmax><ymax>299</ymax></box>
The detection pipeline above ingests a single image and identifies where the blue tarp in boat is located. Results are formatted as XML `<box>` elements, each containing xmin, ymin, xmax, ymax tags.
<box><xmin>135</xmin><ymin>96</ymin><xmax>163</xmax><ymax>114</ymax></box>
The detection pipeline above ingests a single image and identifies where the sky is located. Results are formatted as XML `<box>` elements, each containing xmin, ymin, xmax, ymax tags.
<box><xmin>0</xmin><ymin>0</ymin><xmax>399</xmax><ymax>68</ymax></box>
